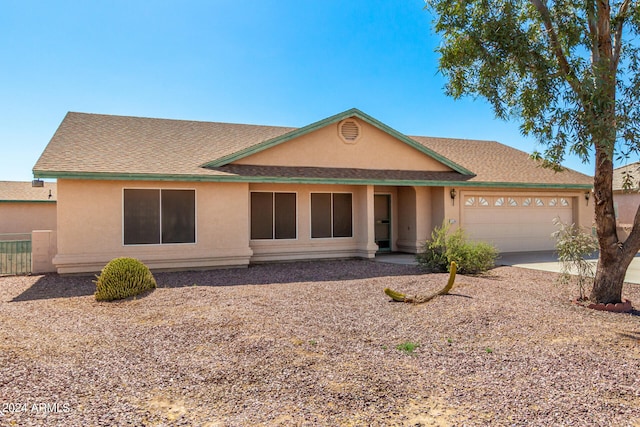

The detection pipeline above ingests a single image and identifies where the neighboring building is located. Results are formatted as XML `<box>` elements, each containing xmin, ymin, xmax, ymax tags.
<box><xmin>33</xmin><ymin>108</ymin><xmax>593</xmax><ymax>274</ymax></box>
<box><xmin>613</xmin><ymin>162</ymin><xmax>640</xmax><ymax>240</ymax></box>
<box><xmin>0</xmin><ymin>181</ymin><xmax>57</xmax><ymax>234</ymax></box>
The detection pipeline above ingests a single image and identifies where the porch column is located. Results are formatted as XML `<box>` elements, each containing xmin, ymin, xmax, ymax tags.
<box><xmin>357</xmin><ymin>185</ymin><xmax>378</xmax><ymax>258</ymax></box>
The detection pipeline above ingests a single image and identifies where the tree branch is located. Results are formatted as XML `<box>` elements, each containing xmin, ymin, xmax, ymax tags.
<box><xmin>586</xmin><ymin>0</ymin><xmax>600</xmax><ymax>64</ymax></box>
<box><xmin>612</xmin><ymin>0</ymin><xmax>631</xmax><ymax>69</ymax></box>
<box><xmin>529</xmin><ymin>0</ymin><xmax>583</xmax><ymax>97</ymax></box>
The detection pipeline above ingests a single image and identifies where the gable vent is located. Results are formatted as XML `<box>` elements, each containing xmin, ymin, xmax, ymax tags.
<box><xmin>339</xmin><ymin>119</ymin><xmax>361</xmax><ymax>143</ymax></box>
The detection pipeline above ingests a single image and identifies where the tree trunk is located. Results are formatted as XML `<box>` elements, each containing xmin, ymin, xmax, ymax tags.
<box><xmin>588</xmin><ymin>3</ymin><xmax>627</xmax><ymax>304</ymax></box>
<box><xmin>589</xmin><ymin>144</ymin><xmax>625</xmax><ymax>304</ymax></box>
<box><xmin>590</xmin><ymin>244</ymin><xmax>634</xmax><ymax>303</ymax></box>
<box><xmin>592</xmin><ymin>190</ymin><xmax>640</xmax><ymax>303</ymax></box>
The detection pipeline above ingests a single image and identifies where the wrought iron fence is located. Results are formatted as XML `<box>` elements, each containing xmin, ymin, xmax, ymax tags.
<box><xmin>0</xmin><ymin>233</ymin><xmax>32</xmax><ymax>276</ymax></box>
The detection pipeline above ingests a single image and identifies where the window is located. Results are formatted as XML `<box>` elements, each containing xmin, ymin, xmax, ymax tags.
<box><xmin>251</xmin><ymin>192</ymin><xmax>296</xmax><ymax>239</ymax></box>
<box><xmin>124</xmin><ymin>189</ymin><xmax>195</xmax><ymax>245</ymax></box>
<box><xmin>311</xmin><ymin>193</ymin><xmax>353</xmax><ymax>238</ymax></box>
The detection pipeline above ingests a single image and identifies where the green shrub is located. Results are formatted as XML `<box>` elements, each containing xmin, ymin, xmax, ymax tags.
<box><xmin>94</xmin><ymin>257</ymin><xmax>157</xmax><ymax>301</ymax></box>
<box><xmin>417</xmin><ymin>222</ymin><xmax>498</xmax><ymax>274</ymax></box>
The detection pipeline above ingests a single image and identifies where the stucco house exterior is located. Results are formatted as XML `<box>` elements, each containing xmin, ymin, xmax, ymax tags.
<box><xmin>33</xmin><ymin>108</ymin><xmax>593</xmax><ymax>274</ymax></box>
<box><xmin>0</xmin><ymin>181</ymin><xmax>57</xmax><ymax>234</ymax></box>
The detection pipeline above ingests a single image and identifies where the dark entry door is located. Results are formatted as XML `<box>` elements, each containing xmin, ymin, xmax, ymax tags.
<box><xmin>374</xmin><ymin>194</ymin><xmax>391</xmax><ymax>252</ymax></box>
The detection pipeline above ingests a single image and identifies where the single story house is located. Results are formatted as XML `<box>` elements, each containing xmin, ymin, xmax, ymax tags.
<box><xmin>0</xmin><ymin>181</ymin><xmax>57</xmax><ymax>235</ymax></box>
<box><xmin>33</xmin><ymin>108</ymin><xmax>593</xmax><ymax>274</ymax></box>
<box><xmin>612</xmin><ymin>162</ymin><xmax>640</xmax><ymax>240</ymax></box>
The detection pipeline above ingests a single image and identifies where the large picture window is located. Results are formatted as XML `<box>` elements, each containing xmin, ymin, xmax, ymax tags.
<box><xmin>124</xmin><ymin>189</ymin><xmax>195</xmax><ymax>245</ymax></box>
<box><xmin>311</xmin><ymin>193</ymin><xmax>353</xmax><ymax>238</ymax></box>
<box><xmin>251</xmin><ymin>192</ymin><xmax>297</xmax><ymax>240</ymax></box>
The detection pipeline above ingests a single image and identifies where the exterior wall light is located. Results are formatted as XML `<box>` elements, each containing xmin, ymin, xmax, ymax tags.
<box><xmin>450</xmin><ymin>188</ymin><xmax>457</xmax><ymax>205</ymax></box>
<box><xmin>585</xmin><ymin>191</ymin><xmax>590</xmax><ymax>206</ymax></box>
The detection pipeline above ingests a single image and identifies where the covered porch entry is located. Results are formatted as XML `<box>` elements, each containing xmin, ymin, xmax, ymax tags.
<box><xmin>372</xmin><ymin>186</ymin><xmax>443</xmax><ymax>254</ymax></box>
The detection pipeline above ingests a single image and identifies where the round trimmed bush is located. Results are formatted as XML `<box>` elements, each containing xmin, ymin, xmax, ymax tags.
<box><xmin>94</xmin><ymin>257</ymin><xmax>157</xmax><ymax>301</ymax></box>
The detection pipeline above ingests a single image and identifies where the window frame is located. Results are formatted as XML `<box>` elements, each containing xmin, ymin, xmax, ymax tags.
<box><xmin>310</xmin><ymin>192</ymin><xmax>354</xmax><ymax>239</ymax></box>
<box><xmin>122</xmin><ymin>188</ymin><xmax>197</xmax><ymax>246</ymax></box>
<box><xmin>250</xmin><ymin>191</ymin><xmax>298</xmax><ymax>241</ymax></box>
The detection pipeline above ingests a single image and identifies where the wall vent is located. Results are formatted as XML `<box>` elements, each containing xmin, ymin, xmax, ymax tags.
<box><xmin>338</xmin><ymin>119</ymin><xmax>361</xmax><ymax>143</ymax></box>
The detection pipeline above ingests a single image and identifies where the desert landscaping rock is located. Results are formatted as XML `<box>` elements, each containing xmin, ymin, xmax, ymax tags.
<box><xmin>1</xmin><ymin>260</ymin><xmax>639</xmax><ymax>426</ymax></box>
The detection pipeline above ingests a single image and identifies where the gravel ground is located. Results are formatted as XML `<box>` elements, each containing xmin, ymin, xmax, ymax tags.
<box><xmin>1</xmin><ymin>259</ymin><xmax>640</xmax><ymax>426</ymax></box>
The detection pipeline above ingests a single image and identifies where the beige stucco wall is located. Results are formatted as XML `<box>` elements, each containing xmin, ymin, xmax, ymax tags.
<box><xmin>396</xmin><ymin>187</ymin><xmax>417</xmax><ymax>252</ymax></box>
<box><xmin>248</xmin><ymin>183</ymin><xmax>377</xmax><ymax>262</ymax></box>
<box><xmin>614</xmin><ymin>192</ymin><xmax>640</xmax><ymax>243</ymax></box>
<box><xmin>53</xmin><ymin>179</ymin><xmax>253</xmax><ymax>274</ymax></box>
<box><xmin>0</xmin><ymin>202</ymin><xmax>57</xmax><ymax>234</ymax></box>
<box><xmin>53</xmin><ymin>178</ymin><xmax>597</xmax><ymax>273</ymax></box>
<box><xmin>234</xmin><ymin>118</ymin><xmax>453</xmax><ymax>172</ymax></box>
<box><xmin>433</xmin><ymin>187</ymin><xmax>595</xmax><ymax>252</ymax></box>
<box><xmin>614</xmin><ymin>192</ymin><xmax>640</xmax><ymax>225</ymax></box>
<box><xmin>32</xmin><ymin>230</ymin><xmax>57</xmax><ymax>274</ymax></box>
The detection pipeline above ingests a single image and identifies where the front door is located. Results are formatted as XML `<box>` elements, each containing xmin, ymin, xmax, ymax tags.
<box><xmin>374</xmin><ymin>194</ymin><xmax>391</xmax><ymax>252</ymax></box>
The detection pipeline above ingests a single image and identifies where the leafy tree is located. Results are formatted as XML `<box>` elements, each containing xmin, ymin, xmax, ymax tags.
<box><xmin>424</xmin><ymin>0</ymin><xmax>640</xmax><ymax>303</ymax></box>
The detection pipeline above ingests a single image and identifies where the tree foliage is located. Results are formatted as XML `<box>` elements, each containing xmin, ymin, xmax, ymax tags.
<box><xmin>425</xmin><ymin>0</ymin><xmax>640</xmax><ymax>303</ymax></box>
<box><xmin>427</xmin><ymin>0</ymin><xmax>640</xmax><ymax>168</ymax></box>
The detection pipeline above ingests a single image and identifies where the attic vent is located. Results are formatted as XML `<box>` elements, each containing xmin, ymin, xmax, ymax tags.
<box><xmin>338</xmin><ymin>119</ymin><xmax>361</xmax><ymax>144</ymax></box>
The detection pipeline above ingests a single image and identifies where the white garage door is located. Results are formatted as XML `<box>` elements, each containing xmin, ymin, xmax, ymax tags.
<box><xmin>462</xmin><ymin>195</ymin><xmax>574</xmax><ymax>252</ymax></box>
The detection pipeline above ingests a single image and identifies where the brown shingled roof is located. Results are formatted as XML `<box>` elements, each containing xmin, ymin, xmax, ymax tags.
<box><xmin>613</xmin><ymin>162</ymin><xmax>640</xmax><ymax>192</ymax></box>
<box><xmin>410</xmin><ymin>136</ymin><xmax>593</xmax><ymax>186</ymax></box>
<box><xmin>213</xmin><ymin>165</ymin><xmax>472</xmax><ymax>182</ymax></box>
<box><xmin>0</xmin><ymin>181</ymin><xmax>56</xmax><ymax>202</ymax></box>
<box><xmin>33</xmin><ymin>112</ymin><xmax>294</xmax><ymax>177</ymax></box>
<box><xmin>34</xmin><ymin>111</ymin><xmax>593</xmax><ymax>187</ymax></box>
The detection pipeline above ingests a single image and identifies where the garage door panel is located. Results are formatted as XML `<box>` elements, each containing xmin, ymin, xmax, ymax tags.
<box><xmin>463</xmin><ymin>195</ymin><xmax>573</xmax><ymax>252</ymax></box>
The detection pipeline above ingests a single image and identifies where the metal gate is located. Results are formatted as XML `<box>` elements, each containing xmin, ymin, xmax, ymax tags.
<box><xmin>0</xmin><ymin>233</ymin><xmax>32</xmax><ymax>276</ymax></box>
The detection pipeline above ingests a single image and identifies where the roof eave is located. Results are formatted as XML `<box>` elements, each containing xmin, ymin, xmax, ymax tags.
<box><xmin>201</xmin><ymin>108</ymin><xmax>475</xmax><ymax>176</ymax></box>
<box><xmin>33</xmin><ymin>170</ymin><xmax>592</xmax><ymax>189</ymax></box>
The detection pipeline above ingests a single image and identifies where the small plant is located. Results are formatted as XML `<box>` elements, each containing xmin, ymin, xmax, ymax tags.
<box><xmin>485</xmin><ymin>347</ymin><xmax>493</xmax><ymax>354</ymax></box>
<box><xmin>94</xmin><ymin>257</ymin><xmax>157</xmax><ymax>301</ymax></box>
<box><xmin>396</xmin><ymin>341</ymin><xmax>420</xmax><ymax>354</ymax></box>
<box><xmin>416</xmin><ymin>221</ymin><xmax>497</xmax><ymax>274</ymax></box>
<box><xmin>309</xmin><ymin>340</ymin><xmax>317</xmax><ymax>346</ymax></box>
<box><xmin>552</xmin><ymin>218</ymin><xmax>598</xmax><ymax>300</ymax></box>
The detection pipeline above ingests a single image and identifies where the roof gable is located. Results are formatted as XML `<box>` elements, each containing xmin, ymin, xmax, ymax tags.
<box><xmin>202</xmin><ymin>108</ymin><xmax>474</xmax><ymax>175</ymax></box>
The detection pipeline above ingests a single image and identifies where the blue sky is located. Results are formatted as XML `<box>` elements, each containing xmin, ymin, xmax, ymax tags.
<box><xmin>1</xmin><ymin>0</ymin><xmax>598</xmax><ymax>182</ymax></box>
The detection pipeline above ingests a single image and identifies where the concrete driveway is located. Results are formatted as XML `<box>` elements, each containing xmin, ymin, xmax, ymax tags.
<box><xmin>499</xmin><ymin>251</ymin><xmax>640</xmax><ymax>284</ymax></box>
<box><xmin>375</xmin><ymin>251</ymin><xmax>640</xmax><ymax>285</ymax></box>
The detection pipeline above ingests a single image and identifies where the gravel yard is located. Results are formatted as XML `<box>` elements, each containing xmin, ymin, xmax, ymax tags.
<box><xmin>1</xmin><ymin>259</ymin><xmax>640</xmax><ymax>426</ymax></box>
